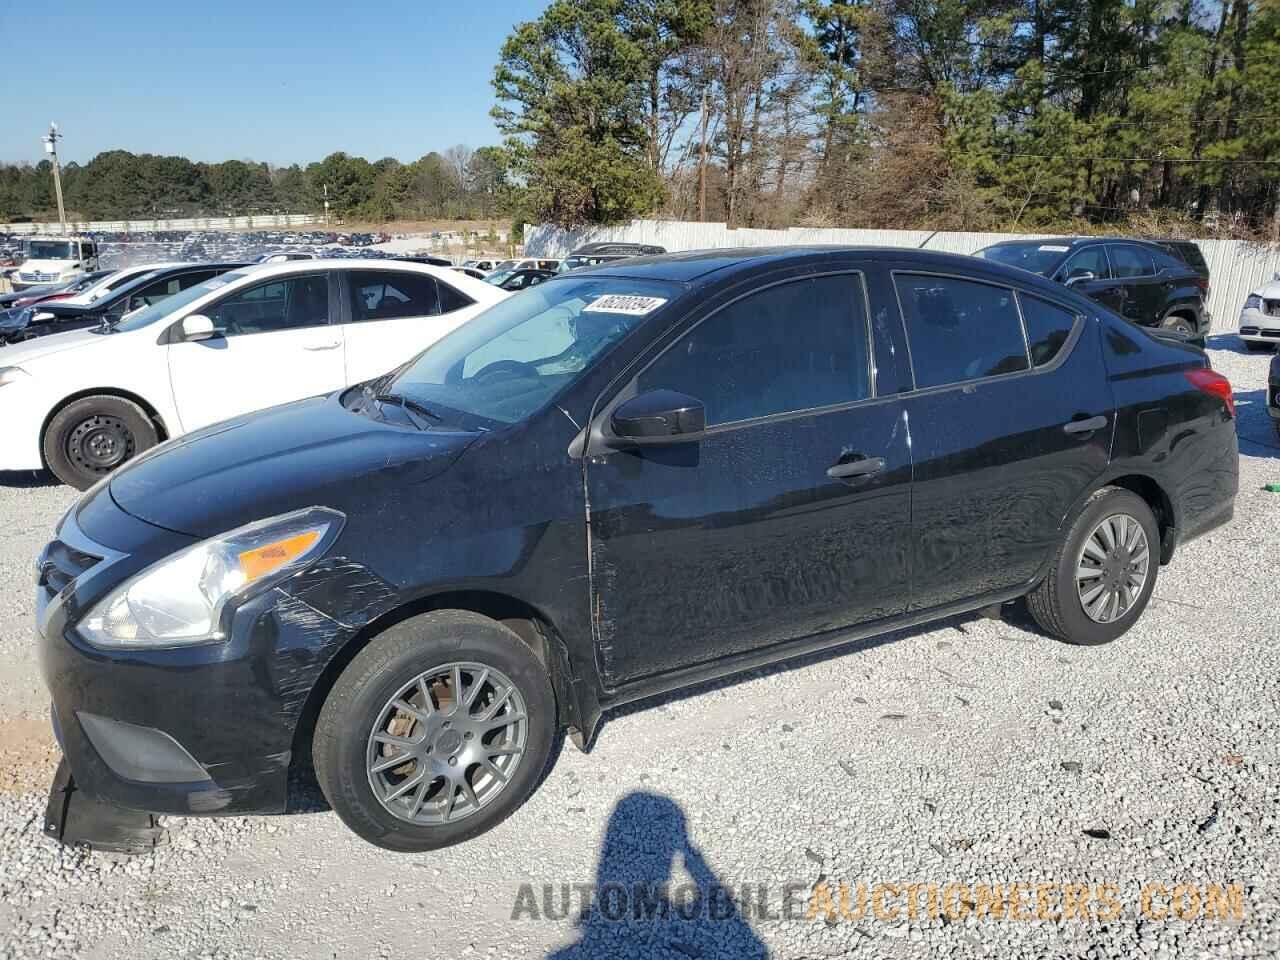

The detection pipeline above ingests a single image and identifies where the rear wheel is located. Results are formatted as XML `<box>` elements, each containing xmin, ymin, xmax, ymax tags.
<box><xmin>1161</xmin><ymin>314</ymin><xmax>1196</xmax><ymax>337</ymax></box>
<box><xmin>313</xmin><ymin>610</ymin><xmax>556</xmax><ymax>851</ymax></box>
<box><xmin>42</xmin><ymin>395</ymin><xmax>158</xmax><ymax>490</ymax></box>
<box><xmin>1027</xmin><ymin>487</ymin><xmax>1159</xmax><ymax>646</ymax></box>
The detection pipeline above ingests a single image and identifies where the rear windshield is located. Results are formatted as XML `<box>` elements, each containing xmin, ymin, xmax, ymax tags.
<box><xmin>974</xmin><ymin>242</ymin><xmax>1072</xmax><ymax>276</ymax></box>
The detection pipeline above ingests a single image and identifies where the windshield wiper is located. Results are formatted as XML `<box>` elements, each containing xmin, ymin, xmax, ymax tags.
<box><xmin>373</xmin><ymin>392</ymin><xmax>441</xmax><ymax>430</ymax></box>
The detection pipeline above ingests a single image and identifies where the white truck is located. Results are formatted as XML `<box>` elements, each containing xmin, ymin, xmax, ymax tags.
<box><xmin>11</xmin><ymin>236</ymin><xmax>100</xmax><ymax>291</ymax></box>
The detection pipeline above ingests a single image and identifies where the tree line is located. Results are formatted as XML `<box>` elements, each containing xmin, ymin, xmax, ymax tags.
<box><xmin>0</xmin><ymin>146</ymin><xmax>509</xmax><ymax>224</ymax></box>
<box><xmin>4</xmin><ymin>0</ymin><xmax>1277</xmax><ymax>236</ymax></box>
<box><xmin>492</xmin><ymin>0</ymin><xmax>1280</xmax><ymax>236</ymax></box>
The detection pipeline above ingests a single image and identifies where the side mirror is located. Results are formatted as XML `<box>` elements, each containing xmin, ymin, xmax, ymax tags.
<box><xmin>1064</xmin><ymin>271</ymin><xmax>1096</xmax><ymax>287</ymax></box>
<box><xmin>609</xmin><ymin>390</ymin><xmax>706</xmax><ymax>445</ymax></box>
<box><xmin>180</xmin><ymin>314</ymin><xmax>222</xmax><ymax>342</ymax></box>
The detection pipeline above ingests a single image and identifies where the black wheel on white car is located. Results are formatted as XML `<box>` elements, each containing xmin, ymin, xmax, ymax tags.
<box><xmin>1026</xmin><ymin>487</ymin><xmax>1159</xmax><ymax>646</ymax></box>
<box><xmin>313</xmin><ymin>610</ymin><xmax>556</xmax><ymax>852</ymax></box>
<box><xmin>42</xmin><ymin>395</ymin><xmax>158</xmax><ymax>491</ymax></box>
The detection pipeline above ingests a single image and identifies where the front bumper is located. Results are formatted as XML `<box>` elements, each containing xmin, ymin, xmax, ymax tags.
<box><xmin>36</xmin><ymin>491</ymin><xmax>362</xmax><ymax>830</ymax></box>
<box><xmin>1239</xmin><ymin>307</ymin><xmax>1280</xmax><ymax>343</ymax></box>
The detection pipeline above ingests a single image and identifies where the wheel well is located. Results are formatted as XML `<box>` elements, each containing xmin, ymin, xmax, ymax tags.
<box><xmin>40</xmin><ymin>388</ymin><xmax>170</xmax><ymax>464</ymax></box>
<box><xmin>288</xmin><ymin>591</ymin><xmax>568</xmax><ymax>779</ymax></box>
<box><xmin>1107</xmin><ymin>474</ymin><xmax>1175</xmax><ymax>563</ymax></box>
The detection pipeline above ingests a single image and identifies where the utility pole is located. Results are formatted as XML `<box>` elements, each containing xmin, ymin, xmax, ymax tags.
<box><xmin>697</xmin><ymin>88</ymin><xmax>709</xmax><ymax>223</ymax></box>
<box><xmin>323</xmin><ymin>183</ymin><xmax>330</xmax><ymax>226</ymax></box>
<box><xmin>42</xmin><ymin>123</ymin><xmax>67</xmax><ymax>231</ymax></box>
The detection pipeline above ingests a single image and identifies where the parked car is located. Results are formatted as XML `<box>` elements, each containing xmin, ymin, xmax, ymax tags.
<box><xmin>395</xmin><ymin>255</ymin><xmax>453</xmax><ymax>267</ymax></box>
<box><xmin>490</xmin><ymin>257</ymin><xmax>561</xmax><ymax>274</ymax></box>
<box><xmin>255</xmin><ymin>251</ymin><xmax>317</xmax><ymax>263</ymax></box>
<box><xmin>558</xmin><ymin>242</ymin><xmax>666</xmax><ymax>272</ymax></box>
<box><xmin>462</xmin><ymin>259</ymin><xmax>502</xmax><ymax>273</ymax></box>
<box><xmin>33</xmin><ymin>246</ymin><xmax>1237</xmax><ymax>854</ymax></box>
<box><xmin>0</xmin><ymin>262</ymin><xmax>247</xmax><ymax>345</ymax></box>
<box><xmin>10</xmin><ymin>236</ymin><xmax>100</xmax><ymax>291</ymax></box>
<box><xmin>974</xmin><ymin>238</ymin><xmax>1209</xmax><ymax>343</ymax></box>
<box><xmin>1237</xmin><ymin>273</ymin><xmax>1280</xmax><ymax>351</ymax></box>
<box><xmin>1269</xmin><ymin>353</ymin><xmax>1280</xmax><ymax>438</ymax></box>
<box><xmin>1154</xmin><ymin>239</ymin><xmax>1211</xmax><ymax>294</ymax></box>
<box><xmin>0</xmin><ymin>260</ymin><xmax>506</xmax><ymax>489</ymax></box>
<box><xmin>488</xmin><ymin>268</ymin><xmax>556</xmax><ymax>291</ymax></box>
<box><xmin>0</xmin><ymin>270</ymin><xmax>112</xmax><ymax>311</ymax></box>
<box><xmin>452</xmin><ymin>266</ymin><xmax>488</xmax><ymax>281</ymax></box>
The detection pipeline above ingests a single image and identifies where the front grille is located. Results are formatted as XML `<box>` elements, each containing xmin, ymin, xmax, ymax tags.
<box><xmin>1266</xmin><ymin>299</ymin><xmax>1280</xmax><ymax>317</ymax></box>
<box><xmin>19</xmin><ymin>271</ymin><xmax>60</xmax><ymax>283</ymax></box>
<box><xmin>37</xmin><ymin>539</ymin><xmax>101</xmax><ymax>597</ymax></box>
<box><xmin>1241</xmin><ymin>326</ymin><xmax>1260</xmax><ymax>335</ymax></box>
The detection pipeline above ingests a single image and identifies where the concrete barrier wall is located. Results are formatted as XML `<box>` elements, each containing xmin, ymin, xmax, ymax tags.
<box><xmin>525</xmin><ymin>219</ymin><xmax>1280</xmax><ymax>333</ymax></box>
<box><xmin>1</xmin><ymin>214</ymin><xmax>321</xmax><ymax>235</ymax></box>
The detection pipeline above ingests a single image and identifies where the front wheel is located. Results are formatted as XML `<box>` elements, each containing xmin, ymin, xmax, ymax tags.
<box><xmin>1026</xmin><ymin>487</ymin><xmax>1159</xmax><ymax>646</ymax></box>
<box><xmin>313</xmin><ymin>610</ymin><xmax>557</xmax><ymax>851</ymax></box>
<box><xmin>1161</xmin><ymin>315</ymin><xmax>1196</xmax><ymax>337</ymax></box>
<box><xmin>42</xmin><ymin>395</ymin><xmax>159</xmax><ymax>490</ymax></box>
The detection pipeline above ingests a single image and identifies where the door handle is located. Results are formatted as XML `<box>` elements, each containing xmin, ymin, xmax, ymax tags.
<box><xmin>827</xmin><ymin>456</ymin><xmax>886</xmax><ymax>480</ymax></box>
<box><xmin>1063</xmin><ymin>415</ymin><xmax>1108</xmax><ymax>435</ymax></box>
<box><xmin>303</xmin><ymin>340</ymin><xmax>341</xmax><ymax>351</ymax></box>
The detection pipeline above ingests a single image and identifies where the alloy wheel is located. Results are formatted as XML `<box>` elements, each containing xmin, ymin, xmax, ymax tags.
<box><xmin>366</xmin><ymin>662</ymin><xmax>527</xmax><ymax>825</ymax></box>
<box><xmin>1075</xmin><ymin>512</ymin><xmax>1151</xmax><ymax>623</ymax></box>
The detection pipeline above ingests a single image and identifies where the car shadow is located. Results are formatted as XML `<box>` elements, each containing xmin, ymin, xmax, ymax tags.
<box><xmin>546</xmin><ymin>791</ymin><xmax>768</xmax><ymax>959</ymax></box>
<box><xmin>1205</xmin><ymin>334</ymin><xmax>1259</xmax><ymax>355</ymax></box>
<box><xmin>0</xmin><ymin>469</ymin><xmax>60</xmax><ymax>489</ymax></box>
<box><xmin>1233</xmin><ymin>388</ymin><xmax>1280</xmax><ymax>459</ymax></box>
<box><xmin>591</xmin><ymin>604</ymin><xmax>1019</xmax><ymax>743</ymax></box>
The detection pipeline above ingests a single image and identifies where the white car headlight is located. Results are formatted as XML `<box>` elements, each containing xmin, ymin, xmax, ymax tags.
<box><xmin>78</xmin><ymin>507</ymin><xmax>344</xmax><ymax>649</ymax></box>
<box><xmin>1244</xmin><ymin>294</ymin><xmax>1262</xmax><ymax>312</ymax></box>
<box><xmin>0</xmin><ymin>366</ymin><xmax>30</xmax><ymax>387</ymax></box>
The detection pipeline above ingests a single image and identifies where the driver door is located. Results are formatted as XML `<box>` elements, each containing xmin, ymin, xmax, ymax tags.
<box><xmin>167</xmin><ymin>272</ymin><xmax>345</xmax><ymax>433</ymax></box>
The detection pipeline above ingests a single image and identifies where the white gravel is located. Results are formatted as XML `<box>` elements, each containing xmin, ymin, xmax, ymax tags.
<box><xmin>0</xmin><ymin>344</ymin><xmax>1277</xmax><ymax>959</ymax></box>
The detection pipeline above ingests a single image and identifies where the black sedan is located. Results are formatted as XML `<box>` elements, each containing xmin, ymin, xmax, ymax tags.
<box><xmin>0</xmin><ymin>262</ymin><xmax>248</xmax><ymax>344</ymax></box>
<box><xmin>489</xmin><ymin>267</ymin><xmax>555</xmax><ymax>291</ymax></box>
<box><xmin>0</xmin><ymin>270</ymin><xmax>113</xmax><ymax>311</ymax></box>
<box><xmin>36</xmin><ymin>247</ymin><xmax>1237</xmax><ymax>854</ymax></box>
<box><xmin>975</xmin><ymin>237</ymin><xmax>1209</xmax><ymax>343</ymax></box>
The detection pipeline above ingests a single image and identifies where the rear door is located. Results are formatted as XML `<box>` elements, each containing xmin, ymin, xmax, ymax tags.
<box><xmin>890</xmin><ymin>270</ymin><xmax>1113</xmax><ymax>611</ymax></box>
<box><xmin>1107</xmin><ymin>244</ymin><xmax>1163</xmax><ymax>325</ymax></box>
<box><xmin>340</xmin><ymin>269</ymin><xmax>485</xmax><ymax>383</ymax></box>
<box><xmin>585</xmin><ymin>270</ymin><xmax>913</xmax><ymax>687</ymax></box>
<box><xmin>1060</xmin><ymin>245</ymin><xmax>1126</xmax><ymax>315</ymax></box>
<box><xmin>168</xmin><ymin>271</ymin><xmax>344</xmax><ymax>432</ymax></box>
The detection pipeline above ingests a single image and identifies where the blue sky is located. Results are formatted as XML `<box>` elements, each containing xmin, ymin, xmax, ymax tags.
<box><xmin>1</xmin><ymin>0</ymin><xmax>548</xmax><ymax>167</ymax></box>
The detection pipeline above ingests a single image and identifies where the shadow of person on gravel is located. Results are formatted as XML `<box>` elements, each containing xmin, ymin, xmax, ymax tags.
<box><xmin>547</xmin><ymin>791</ymin><xmax>768</xmax><ymax>960</ymax></box>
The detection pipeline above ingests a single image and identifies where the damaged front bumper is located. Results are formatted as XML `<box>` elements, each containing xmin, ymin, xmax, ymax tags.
<box><xmin>44</xmin><ymin>758</ymin><xmax>166</xmax><ymax>855</ymax></box>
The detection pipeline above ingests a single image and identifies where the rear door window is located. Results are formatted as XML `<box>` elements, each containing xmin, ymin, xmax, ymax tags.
<box><xmin>1058</xmin><ymin>247</ymin><xmax>1110</xmax><ymax>281</ymax></box>
<box><xmin>894</xmin><ymin>274</ymin><xmax>1030</xmax><ymax>389</ymax></box>
<box><xmin>349</xmin><ymin>270</ymin><xmax>440</xmax><ymax>321</ymax></box>
<box><xmin>1108</xmin><ymin>245</ymin><xmax>1155</xmax><ymax>278</ymax></box>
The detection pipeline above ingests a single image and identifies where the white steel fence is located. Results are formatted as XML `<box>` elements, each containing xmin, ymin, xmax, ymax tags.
<box><xmin>525</xmin><ymin>220</ymin><xmax>1280</xmax><ymax>333</ymax></box>
<box><xmin>1</xmin><ymin>214</ymin><xmax>321</xmax><ymax>235</ymax></box>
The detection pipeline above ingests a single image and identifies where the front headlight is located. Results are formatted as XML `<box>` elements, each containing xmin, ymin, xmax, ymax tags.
<box><xmin>78</xmin><ymin>507</ymin><xmax>344</xmax><ymax>649</ymax></box>
<box><xmin>0</xmin><ymin>366</ymin><xmax>29</xmax><ymax>387</ymax></box>
<box><xmin>1244</xmin><ymin>294</ymin><xmax>1263</xmax><ymax>312</ymax></box>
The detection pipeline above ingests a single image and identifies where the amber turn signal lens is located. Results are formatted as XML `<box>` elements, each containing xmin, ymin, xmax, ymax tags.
<box><xmin>238</xmin><ymin>530</ymin><xmax>322</xmax><ymax>581</ymax></box>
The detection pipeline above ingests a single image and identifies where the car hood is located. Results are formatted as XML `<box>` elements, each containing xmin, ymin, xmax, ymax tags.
<box><xmin>109</xmin><ymin>393</ymin><xmax>480</xmax><ymax>538</ymax></box>
<box><xmin>1249</xmin><ymin>282</ymin><xmax>1280</xmax><ymax>299</ymax></box>
<box><xmin>0</xmin><ymin>326</ymin><xmax>107</xmax><ymax>363</ymax></box>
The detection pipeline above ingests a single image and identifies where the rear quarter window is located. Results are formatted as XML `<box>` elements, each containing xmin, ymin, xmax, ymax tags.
<box><xmin>1018</xmin><ymin>294</ymin><xmax>1078</xmax><ymax>366</ymax></box>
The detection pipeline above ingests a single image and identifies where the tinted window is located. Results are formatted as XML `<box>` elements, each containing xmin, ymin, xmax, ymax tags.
<box><xmin>349</xmin><ymin>271</ymin><xmax>440</xmax><ymax>321</ymax></box>
<box><xmin>976</xmin><ymin>242</ymin><xmax>1071</xmax><ymax>276</ymax></box>
<box><xmin>1109</xmin><ymin>245</ymin><xmax>1155</xmax><ymax>278</ymax></box>
<box><xmin>178</xmin><ymin>269</ymin><xmax>220</xmax><ymax>290</ymax></box>
<box><xmin>637</xmin><ymin>275</ymin><xmax>871</xmax><ymax>427</ymax></box>
<box><xmin>1059</xmin><ymin>247</ymin><xmax>1110</xmax><ymax>281</ymax></box>
<box><xmin>437</xmin><ymin>280</ymin><xmax>473</xmax><ymax>313</ymax></box>
<box><xmin>129</xmin><ymin>276</ymin><xmax>182</xmax><ymax>308</ymax></box>
<box><xmin>895</xmin><ymin>275</ymin><xmax>1029</xmax><ymax>388</ymax></box>
<box><xmin>1019</xmin><ymin>294</ymin><xmax>1077</xmax><ymax>366</ymax></box>
<box><xmin>207</xmin><ymin>274</ymin><xmax>329</xmax><ymax>336</ymax></box>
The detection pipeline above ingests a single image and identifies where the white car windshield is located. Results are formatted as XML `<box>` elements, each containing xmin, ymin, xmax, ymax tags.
<box><xmin>111</xmin><ymin>271</ymin><xmax>249</xmax><ymax>332</ymax></box>
<box><xmin>385</xmin><ymin>276</ymin><xmax>680</xmax><ymax>427</ymax></box>
<box><xmin>24</xmin><ymin>240</ymin><xmax>76</xmax><ymax>260</ymax></box>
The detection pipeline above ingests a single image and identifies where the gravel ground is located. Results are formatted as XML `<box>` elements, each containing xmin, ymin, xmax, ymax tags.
<box><xmin>0</xmin><ymin>344</ymin><xmax>1276</xmax><ymax>960</ymax></box>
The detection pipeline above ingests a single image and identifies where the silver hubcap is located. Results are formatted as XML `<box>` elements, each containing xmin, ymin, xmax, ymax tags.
<box><xmin>1075</xmin><ymin>513</ymin><xmax>1151</xmax><ymax>623</ymax></box>
<box><xmin>366</xmin><ymin>662</ymin><xmax>527</xmax><ymax>825</ymax></box>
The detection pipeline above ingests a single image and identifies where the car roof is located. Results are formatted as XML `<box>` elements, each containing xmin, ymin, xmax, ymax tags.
<box><xmin>232</xmin><ymin>257</ymin><xmax>506</xmax><ymax>300</ymax></box>
<box><xmin>980</xmin><ymin>236</ymin><xmax>1175</xmax><ymax>252</ymax></box>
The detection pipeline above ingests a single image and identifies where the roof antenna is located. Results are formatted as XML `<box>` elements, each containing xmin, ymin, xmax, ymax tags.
<box><xmin>918</xmin><ymin>230</ymin><xmax>939</xmax><ymax>249</ymax></box>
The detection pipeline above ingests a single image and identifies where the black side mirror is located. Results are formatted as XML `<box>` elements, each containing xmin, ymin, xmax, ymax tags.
<box><xmin>609</xmin><ymin>390</ymin><xmax>706</xmax><ymax>445</ymax></box>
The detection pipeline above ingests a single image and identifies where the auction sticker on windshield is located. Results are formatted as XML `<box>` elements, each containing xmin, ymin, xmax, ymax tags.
<box><xmin>582</xmin><ymin>295</ymin><xmax>668</xmax><ymax>316</ymax></box>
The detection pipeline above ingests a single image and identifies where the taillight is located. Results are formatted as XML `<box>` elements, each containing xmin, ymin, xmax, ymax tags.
<box><xmin>1185</xmin><ymin>368</ymin><xmax>1235</xmax><ymax>418</ymax></box>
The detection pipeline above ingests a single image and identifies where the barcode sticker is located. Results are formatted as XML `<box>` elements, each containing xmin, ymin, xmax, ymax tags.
<box><xmin>582</xmin><ymin>295</ymin><xmax>668</xmax><ymax>316</ymax></box>
<box><xmin>1038</xmin><ymin>244</ymin><xmax>1070</xmax><ymax>252</ymax></box>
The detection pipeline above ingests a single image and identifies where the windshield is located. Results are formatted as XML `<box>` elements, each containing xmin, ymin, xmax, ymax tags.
<box><xmin>486</xmin><ymin>269</ymin><xmax>515</xmax><ymax>286</ymax></box>
<box><xmin>112</xmin><ymin>270</ymin><xmax>247</xmax><ymax>332</ymax></box>
<box><xmin>386</xmin><ymin>277</ymin><xmax>681</xmax><ymax>427</ymax></box>
<box><xmin>23</xmin><ymin>240</ymin><xmax>76</xmax><ymax>260</ymax></box>
<box><xmin>975</xmin><ymin>242</ymin><xmax>1071</xmax><ymax>276</ymax></box>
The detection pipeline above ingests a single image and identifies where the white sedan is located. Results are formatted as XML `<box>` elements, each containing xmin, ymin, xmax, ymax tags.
<box><xmin>0</xmin><ymin>260</ymin><xmax>506</xmax><ymax>489</ymax></box>
<box><xmin>1239</xmin><ymin>274</ymin><xmax>1280</xmax><ymax>351</ymax></box>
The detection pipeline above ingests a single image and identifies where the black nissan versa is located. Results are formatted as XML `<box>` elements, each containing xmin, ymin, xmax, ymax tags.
<box><xmin>37</xmin><ymin>247</ymin><xmax>1238</xmax><ymax>854</ymax></box>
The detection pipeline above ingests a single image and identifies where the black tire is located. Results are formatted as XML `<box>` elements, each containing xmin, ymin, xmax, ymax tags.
<box><xmin>1161</xmin><ymin>315</ymin><xmax>1196</xmax><ymax>337</ymax></box>
<box><xmin>313</xmin><ymin>610</ymin><xmax>557</xmax><ymax>852</ymax></box>
<box><xmin>42</xmin><ymin>395</ymin><xmax>158</xmax><ymax>490</ymax></box>
<box><xmin>1026</xmin><ymin>487</ymin><xmax>1160</xmax><ymax>646</ymax></box>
